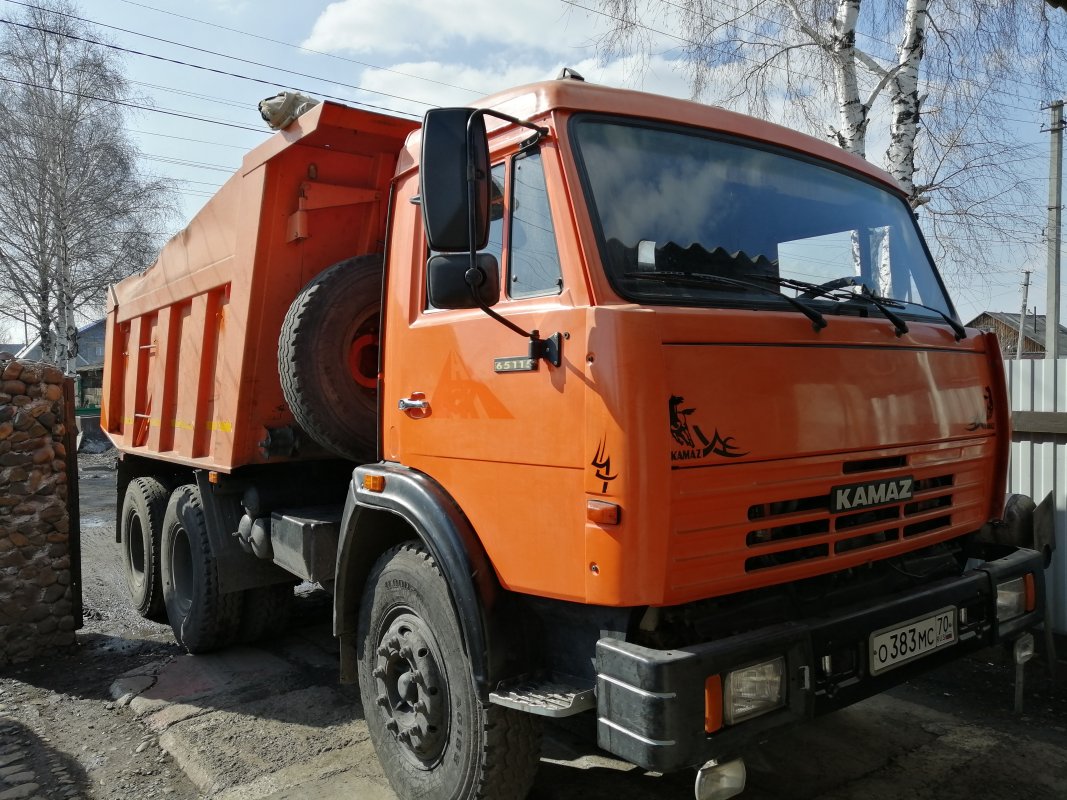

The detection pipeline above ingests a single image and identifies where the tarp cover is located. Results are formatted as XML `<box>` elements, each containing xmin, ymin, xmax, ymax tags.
<box><xmin>258</xmin><ymin>92</ymin><xmax>321</xmax><ymax>130</ymax></box>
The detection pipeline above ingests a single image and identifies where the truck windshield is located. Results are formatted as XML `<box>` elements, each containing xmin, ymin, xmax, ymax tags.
<box><xmin>571</xmin><ymin>117</ymin><xmax>953</xmax><ymax>319</ymax></box>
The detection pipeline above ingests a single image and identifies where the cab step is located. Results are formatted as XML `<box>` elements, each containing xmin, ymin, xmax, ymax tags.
<box><xmin>489</xmin><ymin>679</ymin><xmax>595</xmax><ymax>717</ymax></box>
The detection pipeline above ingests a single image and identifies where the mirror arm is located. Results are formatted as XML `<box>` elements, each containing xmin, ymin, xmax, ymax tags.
<box><xmin>465</xmin><ymin>270</ymin><xmax>530</xmax><ymax>337</ymax></box>
<box><xmin>462</xmin><ymin>111</ymin><xmax>561</xmax><ymax>367</ymax></box>
<box><xmin>473</xmin><ymin>109</ymin><xmax>549</xmax><ymax>145</ymax></box>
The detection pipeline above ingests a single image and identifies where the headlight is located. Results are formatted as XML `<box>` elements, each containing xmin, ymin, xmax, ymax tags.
<box><xmin>996</xmin><ymin>577</ymin><xmax>1026</xmax><ymax>621</ymax></box>
<box><xmin>723</xmin><ymin>657</ymin><xmax>785</xmax><ymax>724</ymax></box>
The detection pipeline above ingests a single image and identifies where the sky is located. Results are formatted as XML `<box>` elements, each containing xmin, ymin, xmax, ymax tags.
<box><xmin>0</xmin><ymin>0</ymin><xmax>1061</xmax><ymax>338</ymax></box>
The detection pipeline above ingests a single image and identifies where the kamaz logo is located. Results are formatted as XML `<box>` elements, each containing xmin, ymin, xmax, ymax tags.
<box><xmin>830</xmin><ymin>476</ymin><xmax>914</xmax><ymax>513</ymax></box>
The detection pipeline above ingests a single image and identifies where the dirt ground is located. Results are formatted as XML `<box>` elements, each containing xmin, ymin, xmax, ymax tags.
<box><xmin>1</xmin><ymin>454</ymin><xmax>198</xmax><ymax>800</ymax></box>
<box><xmin>1</xmin><ymin>454</ymin><xmax>1066</xmax><ymax>799</ymax></box>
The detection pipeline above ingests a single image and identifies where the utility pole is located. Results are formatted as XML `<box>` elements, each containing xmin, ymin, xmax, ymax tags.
<box><xmin>1045</xmin><ymin>100</ymin><xmax>1064</xmax><ymax>359</ymax></box>
<box><xmin>1017</xmin><ymin>270</ymin><xmax>1031</xmax><ymax>359</ymax></box>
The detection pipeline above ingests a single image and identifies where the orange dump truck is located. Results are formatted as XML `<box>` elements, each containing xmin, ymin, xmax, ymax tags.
<box><xmin>102</xmin><ymin>75</ymin><xmax>1052</xmax><ymax>800</ymax></box>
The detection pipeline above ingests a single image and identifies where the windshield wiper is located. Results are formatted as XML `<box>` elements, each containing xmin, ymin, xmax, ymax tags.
<box><xmin>861</xmin><ymin>290</ymin><xmax>967</xmax><ymax>341</ymax></box>
<box><xmin>742</xmin><ymin>274</ymin><xmax>903</xmax><ymax>335</ymax></box>
<box><xmin>750</xmin><ymin>274</ymin><xmax>965</xmax><ymax>341</ymax></box>
<box><xmin>848</xmin><ymin>286</ymin><xmax>910</xmax><ymax>337</ymax></box>
<box><xmin>624</xmin><ymin>271</ymin><xmax>827</xmax><ymax>331</ymax></box>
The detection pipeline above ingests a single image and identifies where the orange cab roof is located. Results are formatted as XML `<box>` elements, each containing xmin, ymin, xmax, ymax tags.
<box><xmin>401</xmin><ymin>78</ymin><xmax>903</xmax><ymax>195</ymax></box>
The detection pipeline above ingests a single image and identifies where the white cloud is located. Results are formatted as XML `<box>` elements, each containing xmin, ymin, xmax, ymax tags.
<box><xmin>350</xmin><ymin>53</ymin><xmax>695</xmax><ymax>119</ymax></box>
<box><xmin>194</xmin><ymin>0</ymin><xmax>250</xmax><ymax>14</ymax></box>
<box><xmin>303</xmin><ymin>0</ymin><xmax>604</xmax><ymax>60</ymax></box>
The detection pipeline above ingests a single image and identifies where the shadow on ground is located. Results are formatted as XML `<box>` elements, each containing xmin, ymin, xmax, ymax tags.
<box><xmin>0</xmin><ymin>717</ymin><xmax>91</xmax><ymax>798</ymax></box>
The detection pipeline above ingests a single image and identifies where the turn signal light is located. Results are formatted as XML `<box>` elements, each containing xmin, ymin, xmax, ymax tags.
<box><xmin>704</xmin><ymin>675</ymin><xmax>723</xmax><ymax>733</ymax></box>
<box><xmin>362</xmin><ymin>474</ymin><xmax>386</xmax><ymax>493</ymax></box>
<box><xmin>586</xmin><ymin>500</ymin><xmax>621</xmax><ymax>525</ymax></box>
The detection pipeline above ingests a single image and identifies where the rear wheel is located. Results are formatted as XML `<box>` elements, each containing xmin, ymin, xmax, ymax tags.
<box><xmin>160</xmin><ymin>485</ymin><xmax>242</xmax><ymax>653</ymax></box>
<box><xmin>120</xmin><ymin>477</ymin><xmax>169</xmax><ymax>621</ymax></box>
<box><xmin>356</xmin><ymin>543</ymin><xmax>541</xmax><ymax>800</ymax></box>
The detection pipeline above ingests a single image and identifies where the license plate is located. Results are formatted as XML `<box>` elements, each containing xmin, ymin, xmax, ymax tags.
<box><xmin>869</xmin><ymin>607</ymin><xmax>956</xmax><ymax>676</ymax></box>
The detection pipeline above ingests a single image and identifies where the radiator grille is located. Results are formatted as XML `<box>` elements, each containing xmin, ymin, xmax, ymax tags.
<box><xmin>745</xmin><ymin>473</ymin><xmax>955</xmax><ymax>573</ymax></box>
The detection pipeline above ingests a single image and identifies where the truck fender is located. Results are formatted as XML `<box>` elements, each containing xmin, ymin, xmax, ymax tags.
<box><xmin>334</xmin><ymin>463</ymin><xmax>500</xmax><ymax>698</ymax></box>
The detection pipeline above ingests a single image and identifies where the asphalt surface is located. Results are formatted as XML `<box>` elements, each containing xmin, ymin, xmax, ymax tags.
<box><xmin>2</xmin><ymin>458</ymin><xmax>1066</xmax><ymax>799</ymax></box>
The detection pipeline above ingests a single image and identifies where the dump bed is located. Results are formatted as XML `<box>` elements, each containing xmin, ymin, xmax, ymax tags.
<box><xmin>101</xmin><ymin>102</ymin><xmax>418</xmax><ymax>471</ymax></box>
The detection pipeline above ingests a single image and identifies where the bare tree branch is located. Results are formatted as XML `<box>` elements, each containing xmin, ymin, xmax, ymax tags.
<box><xmin>0</xmin><ymin>0</ymin><xmax>173</xmax><ymax>368</ymax></box>
<box><xmin>585</xmin><ymin>0</ymin><xmax>1066</xmax><ymax>285</ymax></box>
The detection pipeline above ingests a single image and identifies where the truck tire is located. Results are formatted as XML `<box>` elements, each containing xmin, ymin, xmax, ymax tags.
<box><xmin>357</xmin><ymin>543</ymin><xmax>541</xmax><ymax>800</ymax></box>
<box><xmin>239</xmin><ymin>583</ymin><xmax>294</xmax><ymax>643</ymax></box>
<box><xmin>120</xmin><ymin>477</ymin><xmax>169</xmax><ymax>622</ymax></box>
<box><xmin>279</xmin><ymin>255</ymin><xmax>382</xmax><ymax>462</ymax></box>
<box><xmin>160</xmin><ymin>484</ymin><xmax>242</xmax><ymax>653</ymax></box>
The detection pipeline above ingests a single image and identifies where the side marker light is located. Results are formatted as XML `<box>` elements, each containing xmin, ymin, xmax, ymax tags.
<box><xmin>587</xmin><ymin>500</ymin><xmax>620</xmax><ymax>525</ymax></box>
<box><xmin>362</xmin><ymin>474</ymin><xmax>386</xmax><ymax>493</ymax></box>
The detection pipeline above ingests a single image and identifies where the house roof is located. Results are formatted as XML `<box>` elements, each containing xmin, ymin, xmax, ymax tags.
<box><xmin>966</xmin><ymin>311</ymin><xmax>1067</xmax><ymax>352</ymax></box>
<box><xmin>15</xmin><ymin>319</ymin><xmax>105</xmax><ymax>366</ymax></box>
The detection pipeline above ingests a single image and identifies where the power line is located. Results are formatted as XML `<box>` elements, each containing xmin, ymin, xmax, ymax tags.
<box><xmin>0</xmin><ymin>16</ymin><xmax>423</xmax><ymax>119</ymax></box>
<box><xmin>141</xmin><ymin>153</ymin><xmax>236</xmax><ymax>172</ymax></box>
<box><xmin>162</xmin><ymin>177</ymin><xmax>225</xmax><ymax>188</ymax></box>
<box><xmin>109</xmin><ymin>0</ymin><xmax>487</xmax><ymax>96</ymax></box>
<box><xmin>129</xmin><ymin>129</ymin><xmax>258</xmax><ymax>150</ymax></box>
<box><xmin>3</xmin><ymin>2</ymin><xmax>437</xmax><ymax>111</ymax></box>
<box><xmin>0</xmin><ymin>73</ymin><xmax>268</xmax><ymax>131</ymax></box>
<box><xmin>129</xmin><ymin>78</ymin><xmax>250</xmax><ymax>111</ymax></box>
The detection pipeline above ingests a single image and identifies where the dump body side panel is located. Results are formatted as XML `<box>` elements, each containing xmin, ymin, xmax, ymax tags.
<box><xmin>101</xmin><ymin>103</ymin><xmax>417</xmax><ymax>472</ymax></box>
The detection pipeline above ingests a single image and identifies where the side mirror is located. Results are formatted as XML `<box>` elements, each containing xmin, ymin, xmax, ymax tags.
<box><xmin>427</xmin><ymin>253</ymin><xmax>500</xmax><ymax>309</ymax></box>
<box><xmin>419</xmin><ymin>108</ymin><xmax>490</xmax><ymax>253</ymax></box>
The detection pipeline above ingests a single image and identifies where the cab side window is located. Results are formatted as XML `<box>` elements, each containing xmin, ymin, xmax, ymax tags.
<box><xmin>508</xmin><ymin>151</ymin><xmax>563</xmax><ymax>298</ymax></box>
<box><xmin>484</xmin><ymin>163</ymin><xmax>506</xmax><ymax>266</ymax></box>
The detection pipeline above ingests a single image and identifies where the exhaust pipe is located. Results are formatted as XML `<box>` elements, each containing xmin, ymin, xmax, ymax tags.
<box><xmin>695</xmin><ymin>758</ymin><xmax>746</xmax><ymax>800</ymax></box>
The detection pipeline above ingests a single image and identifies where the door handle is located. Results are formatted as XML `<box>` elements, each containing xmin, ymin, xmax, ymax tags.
<box><xmin>398</xmin><ymin>392</ymin><xmax>431</xmax><ymax>418</ymax></box>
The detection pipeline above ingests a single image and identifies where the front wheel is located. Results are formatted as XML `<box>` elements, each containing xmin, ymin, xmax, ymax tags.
<box><xmin>356</xmin><ymin>543</ymin><xmax>541</xmax><ymax>800</ymax></box>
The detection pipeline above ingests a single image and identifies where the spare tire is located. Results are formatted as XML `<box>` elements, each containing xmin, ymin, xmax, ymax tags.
<box><xmin>279</xmin><ymin>255</ymin><xmax>382</xmax><ymax>462</ymax></box>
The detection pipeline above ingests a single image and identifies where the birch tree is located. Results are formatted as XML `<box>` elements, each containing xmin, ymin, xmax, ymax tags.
<box><xmin>590</xmin><ymin>0</ymin><xmax>1066</xmax><ymax>283</ymax></box>
<box><xmin>0</xmin><ymin>0</ymin><xmax>170</xmax><ymax>371</ymax></box>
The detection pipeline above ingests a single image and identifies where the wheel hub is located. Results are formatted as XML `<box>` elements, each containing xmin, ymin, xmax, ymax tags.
<box><xmin>373</xmin><ymin>614</ymin><xmax>447</xmax><ymax>762</ymax></box>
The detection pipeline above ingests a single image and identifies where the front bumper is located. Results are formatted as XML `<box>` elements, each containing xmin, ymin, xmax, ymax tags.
<box><xmin>595</xmin><ymin>547</ymin><xmax>1045</xmax><ymax>772</ymax></box>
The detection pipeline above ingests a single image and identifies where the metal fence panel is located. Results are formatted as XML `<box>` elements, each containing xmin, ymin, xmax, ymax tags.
<box><xmin>1005</xmin><ymin>358</ymin><xmax>1067</xmax><ymax>634</ymax></box>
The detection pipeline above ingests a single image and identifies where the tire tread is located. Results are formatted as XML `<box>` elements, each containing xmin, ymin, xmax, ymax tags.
<box><xmin>161</xmin><ymin>484</ymin><xmax>242</xmax><ymax>653</ymax></box>
<box><xmin>239</xmin><ymin>583</ymin><xmax>294</xmax><ymax>643</ymax></box>
<box><xmin>121</xmin><ymin>476</ymin><xmax>170</xmax><ymax>621</ymax></box>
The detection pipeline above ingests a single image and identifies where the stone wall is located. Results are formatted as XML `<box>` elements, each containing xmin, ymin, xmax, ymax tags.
<box><xmin>0</xmin><ymin>358</ymin><xmax>80</xmax><ymax>667</ymax></box>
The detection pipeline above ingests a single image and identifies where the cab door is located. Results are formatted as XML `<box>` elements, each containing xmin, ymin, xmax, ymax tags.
<box><xmin>382</xmin><ymin>145</ymin><xmax>590</xmax><ymax>600</ymax></box>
